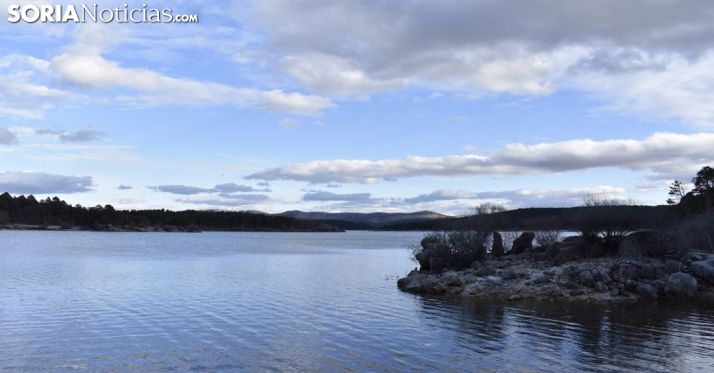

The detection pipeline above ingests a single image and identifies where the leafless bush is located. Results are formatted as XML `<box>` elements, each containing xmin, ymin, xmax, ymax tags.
<box><xmin>500</xmin><ymin>231</ymin><xmax>519</xmax><ymax>252</ymax></box>
<box><xmin>573</xmin><ymin>196</ymin><xmax>639</xmax><ymax>244</ymax></box>
<box><xmin>535</xmin><ymin>230</ymin><xmax>561</xmax><ymax>247</ymax></box>
<box><xmin>474</xmin><ymin>203</ymin><xmax>507</xmax><ymax>215</ymax></box>
<box><xmin>414</xmin><ymin>230</ymin><xmax>490</xmax><ymax>271</ymax></box>
<box><xmin>672</xmin><ymin>213</ymin><xmax>714</xmax><ymax>253</ymax></box>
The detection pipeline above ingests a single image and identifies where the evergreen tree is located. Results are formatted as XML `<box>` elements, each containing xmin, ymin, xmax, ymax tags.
<box><xmin>667</xmin><ymin>180</ymin><xmax>686</xmax><ymax>205</ymax></box>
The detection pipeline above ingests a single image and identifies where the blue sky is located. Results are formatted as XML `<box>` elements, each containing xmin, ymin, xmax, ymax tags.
<box><xmin>1</xmin><ymin>1</ymin><xmax>713</xmax><ymax>214</ymax></box>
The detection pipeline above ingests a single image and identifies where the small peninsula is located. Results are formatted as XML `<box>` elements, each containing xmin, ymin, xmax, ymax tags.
<box><xmin>399</xmin><ymin>166</ymin><xmax>714</xmax><ymax>303</ymax></box>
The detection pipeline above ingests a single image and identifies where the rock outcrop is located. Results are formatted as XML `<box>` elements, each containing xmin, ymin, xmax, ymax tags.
<box><xmin>510</xmin><ymin>232</ymin><xmax>535</xmax><ymax>254</ymax></box>
<box><xmin>492</xmin><ymin>232</ymin><xmax>504</xmax><ymax>258</ymax></box>
<box><xmin>399</xmin><ymin>233</ymin><xmax>714</xmax><ymax>303</ymax></box>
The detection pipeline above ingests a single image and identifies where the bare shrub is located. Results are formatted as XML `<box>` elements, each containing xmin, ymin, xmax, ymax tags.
<box><xmin>500</xmin><ymin>231</ymin><xmax>519</xmax><ymax>252</ymax></box>
<box><xmin>535</xmin><ymin>230</ymin><xmax>561</xmax><ymax>247</ymax></box>
<box><xmin>413</xmin><ymin>230</ymin><xmax>490</xmax><ymax>271</ymax></box>
<box><xmin>672</xmin><ymin>213</ymin><xmax>714</xmax><ymax>253</ymax></box>
<box><xmin>572</xmin><ymin>196</ymin><xmax>639</xmax><ymax>245</ymax></box>
<box><xmin>474</xmin><ymin>202</ymin><xmax>507</xmax><ymax>215</ymax></box>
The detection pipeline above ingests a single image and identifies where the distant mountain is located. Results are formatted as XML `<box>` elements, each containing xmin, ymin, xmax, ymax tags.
<box><xmin>276</xmin><ymin>210</ymin><xmax>448</xmax><ymax>228</ymax></box>
<box><xmin>279</xmin><ymin>205</ymin><xmax>679</xmax><ymax>232</ymax></box>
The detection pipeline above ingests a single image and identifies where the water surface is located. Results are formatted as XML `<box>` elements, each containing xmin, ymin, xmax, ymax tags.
<box><xmin>1</xmin><ymin>231</ymin><xmax>713</xmax><ymax>372</ymax></box>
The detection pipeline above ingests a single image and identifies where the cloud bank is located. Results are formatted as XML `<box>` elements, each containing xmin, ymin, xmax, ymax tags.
<box><xmin>251</xmin><ymin>0</ymin><xmax>714</xmax><ymax>125</ymax></box>
<box><xmin>150</xmin><ymin>183</ymin><xmax>266</xmax><ymax>195</ymax></box>
<box><xmin>248</xmin><ymin>132</ymin><xmax>714</xmax><ymax>183</ymax></box>
<box><xmin>0</xmin><ymin>171</ymin><xmax>93</xmax><ymax>194</ymax></box>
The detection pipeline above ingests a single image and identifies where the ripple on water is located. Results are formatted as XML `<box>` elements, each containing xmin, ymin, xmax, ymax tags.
<box><xmin>1</xmin><ymin>230</ymin><xmax>714</xmax><ymax>372</ymax></box>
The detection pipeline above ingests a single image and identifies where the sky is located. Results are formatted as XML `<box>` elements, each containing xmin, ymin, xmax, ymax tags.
<box><xmin>1</xmin><ymin>0</ymin><xmax>714</xmax><ymax>215</ymax></box>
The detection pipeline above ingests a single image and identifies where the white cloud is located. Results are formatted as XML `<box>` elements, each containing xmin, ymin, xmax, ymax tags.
<box><xmin>176</xmin><ymin>194</ymin><xmax>270</xmax><ymax>207</ymax></box>
<box><xmin>0</xmin><ymin>54</ymin><xmax>76</xmax><ymax>119</ymax></box>
<box><xmin>404</xmin><ymin>186</ymin><xmax>628</xmax><ymax>207</ymax></box>
<box><xmin>277</xmin><ymin>118</ymin><xmax>300</xmax><ymax>127</ymax></box>
<box><xmin>0</xmin><ymin>127</ymin><xmax>17</xmax><ymax>144</ymax></box>
<box><xmin>35</xmin><ymin>128</ymin><xmax>106</xmax><ymax>143</ymax></box>
<box><xmin>302</xmin><ymin>190</ymin><xmax>374</xmax><ymax>202</ymax></box>
<box><xmin>248</xmin><ymin>132</ymin><xmax>714</xmax><ymax>183</ymax></box>
<box><xmin>150</xmin><ymin>183</ymin><xmax>265</xmax><ymax>195</ymax></box>
<box><xmin>569</xmin><ymin>51</ymin><xmax>714</xmax><ymax>126</ymax></box>
<box><xmin>51</xmin><ymin>52</ymin><xmax>332</xmax><ymax>115</ymax></box>
<box><xmin>0</xmin><ymin>171</ymin><xmax>93</xmax><ymax>194</ymax></box>
<box><xmin>49</xmin><ymin>25</ymin><xmax>333</xmax><ymax>116</ymax></box>
<box><xmin>248</xmin><ymin>0</ymin><xmax>714</xmax><ymax>125</ymax></box>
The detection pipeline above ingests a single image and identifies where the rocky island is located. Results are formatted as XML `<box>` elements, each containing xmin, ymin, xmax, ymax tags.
<box><xmin>398</xmin><ymin>231</ymin><xmax>714</xmax><ymax>302</ymax></box>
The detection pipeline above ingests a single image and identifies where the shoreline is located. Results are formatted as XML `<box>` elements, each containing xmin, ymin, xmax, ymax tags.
<box><xmin>398</xmin><ymin>255</ymin><xmax>714</xmax><ymax>303</ymax></box>
<box><xmin>0</xmin><ymin>224</ymin><xmax>344</xmax><ymax>233</ymax></box>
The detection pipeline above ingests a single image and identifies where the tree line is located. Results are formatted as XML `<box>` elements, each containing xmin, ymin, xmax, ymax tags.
<box><xmin>0</xmin><ymin>193</ymin><xmax>339</xmax><ymax>232</ymax></box>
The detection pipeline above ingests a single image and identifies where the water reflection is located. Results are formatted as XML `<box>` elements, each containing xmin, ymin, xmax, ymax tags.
<box><xmin>415</xmin><ymin>296</ymin><xmax>714</xmax><ymax>372</ymax></box>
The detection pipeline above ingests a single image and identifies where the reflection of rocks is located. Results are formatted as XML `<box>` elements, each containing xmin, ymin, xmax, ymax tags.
<box><xmin>399</xmin><ymin>233</ymin><xmax>714</xmax><ymax>302</ymax></box>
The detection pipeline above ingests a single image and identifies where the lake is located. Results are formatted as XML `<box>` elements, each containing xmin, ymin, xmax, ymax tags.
<box><xmin>1</xmin><ymin>230</ymin><xmax>713</xmax><ymax>372</ymax></box>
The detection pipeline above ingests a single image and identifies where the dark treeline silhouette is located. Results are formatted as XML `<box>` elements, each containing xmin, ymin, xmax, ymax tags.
<box><xmin>365</xmin><ymin>205</ymin><xmax>678</xmax><ymax>231</ymax></box>
<box><xmin>0</xmin><ymin>193</ymin><xmax>339</xmax><ymax>232</ymax></box>
<box><xmin>671</xmin><ymin>166</ymin><xmax>714</xmax><ymax>214</ymax></box>
<box><xmin>409</xmin><ymin>166</ymin><xmax>714</xmax><ymax>271</ymax></box>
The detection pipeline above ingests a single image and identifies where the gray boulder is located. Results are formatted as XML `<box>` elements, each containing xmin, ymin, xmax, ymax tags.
<box><xmin>624</xmin><ymin>279</ymin><xmax>638</xmax><ymax>292</ymax></box>
<box><xmin>397</xmin><ymin>273</ymin><xmax>445</xmax><ymax>294</ymax></box>
<box><xmin>544</xmin><ymin>243</ymin><xmax>560</xmax><ymax>259</ymax></box>
<box><xmin>651</xmin><ymin>279</ymin><xmax>666</xmax><ymax>296</ymax></box>
<box><xmin>596</xmin><ymin>269</ymin><xmax>612</xmax><ymax>284</ymax></box>
<box><xmin>636</xmin><ymin>283</ymin><xmax>658</xmax><ymax>300</ymax></box>
<box><xmin>690</xmin><ymin>260</ymin><xmax>714</xmax><ymax>284</ymax></box>
<box><xmin>475</xmin><ymin>266</ymin><xmax>496</xmax><ymax>277</ymax></box>
<box><xmin>415</xmin><ymin>236</ymin><xmax>438</xmax><ymax>271</ymax></box>
<box><xmin>554</xmin><ymin>244</ymin><xmax>583</xmax><ymax>265</ymax></box>
<box><xmin>502</xmin><ymin>268</ymin><xmax>524</xmax><ymax>280</ymax></box>
<box><xmin>586</xmin><ymin>242</ymin><xmax>607</xmax><ymax>258</ymax></box>
<box><xmin>618</xmin><ymin>235</ymin><xmax>643</xmax><ymax>257</ymax></box>
<box><xmin>510</xmin><ymin>232</ymin><xmax>535</xmax><ymax>254</ymax></box>
<box><xmin>594</xmin><ymin>281</ymin><xmax>609</xmax><ymax>293</ymax></box>
<box><xmin>531</xmin><ymin>273</ymin><xmax>549</xmax><ymax>285</ymax></box>
<box><xmin>617</xmin><ymin>263</ymin><xmax>639</xmax><ymax>281</ymax></box>
<box><xmin>439</xmin><ymin>271</ymin><xmax>464</xmax><ymax>287</ymax></box>
<box><xmin>665</xmin><ymin>259</ymin><xmax>683</xmax><ymax>274</ymax></box>
<box><xmin>665</xmin><ymin>272</ymin><xmax>698</xmax><ymax>299</ymax></box>
<box><xmin>561</xmin><ymin>235</ymin><xmax>584</xmax><ymax>245</ymax></box>
<box><xmin>637</xmin><ymin>264</ymin><xmax>659</xmax><ymax>280</ymax></box>
<box><xmin>492</xmin><ymin>232</ymin><xmax>504</xmax><ymax>258</ymax></box>
<box><xmin>579</xmin><ymin>270</ymin><xmax>595</xmax><ymax>287</ymax></box>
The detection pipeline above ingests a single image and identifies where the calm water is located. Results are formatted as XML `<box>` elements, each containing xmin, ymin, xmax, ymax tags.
<box><xmin>1</xmin><ymin>231</ymin><xmax>713</xmax><ymax>372</ymax></box>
